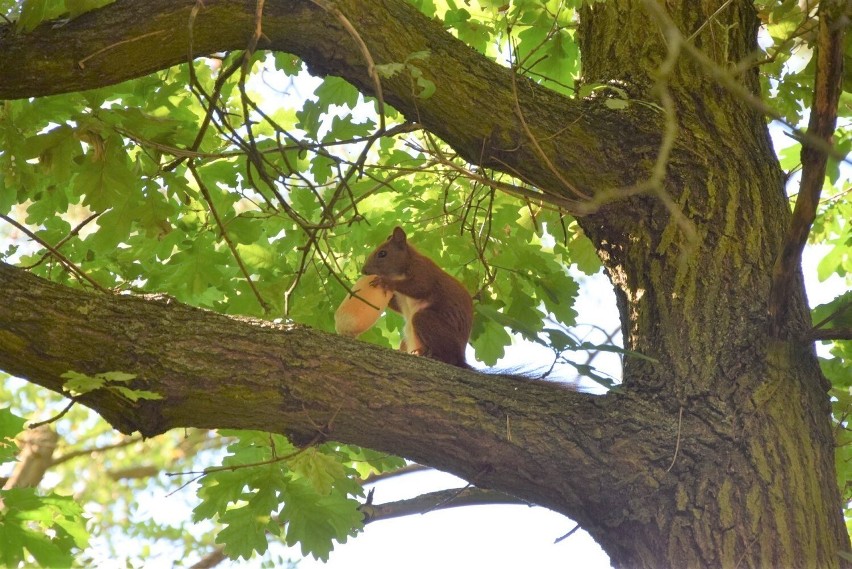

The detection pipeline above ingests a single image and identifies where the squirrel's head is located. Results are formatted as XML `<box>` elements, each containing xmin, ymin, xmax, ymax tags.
<box><xmin>362</xmin><ymin>226</ymin><xmax>410</xmax><ymax>277</ymax></box>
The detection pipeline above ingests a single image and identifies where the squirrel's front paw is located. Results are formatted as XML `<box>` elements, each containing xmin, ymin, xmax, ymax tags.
<box><xmin>369</xmin><ymin>276</ymin><xmax>391</xmax><ymax>291</ymax></box>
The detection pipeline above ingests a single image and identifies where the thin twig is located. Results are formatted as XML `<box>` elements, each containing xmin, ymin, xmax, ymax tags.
<box><xmin>166</xmin><ymin>433</ymin><xmax>322</xmax><ymax>479</ymax></box>
<box><xmin>78</xmin><ymin>30</ymin><xmax>166</xmax><ymax>69</ymax></box>
<box><xmin>188</xmin><ymin>162</ymin><xmax>270</xmax><ymax>313</ymax></box>
<box><xmin>508</xmin><ymin>38</ymin><xmax>589</xmax><ymax>200</ymax></box>
<box><xmin>19</xmin><ymin>211</ymin><xmax>100</xmax><ymax>270</ymax></box>
<box><xmin>810</xmin><ymin>328</ymin><xmax>852</xmax><ymax>342</ymax></box>
<box><xmin>686</xmin><ymin>0</ymin><xmax>734</xmax><ymax>42</ymax></box>
<box><xmin>51</xmin><ymin>435</ymin><xmax>143</xmax><ymax>466</ymax></box>
<box><xmin>0</xmin><ymin>214</ymin><xmax>107</xmax><ymax>292</ymax></box>
<box><xmin>310</xmin><ymin>0</ymin><xmax>386</xmax><ymax>132</ymax></box>
<box><xmin>666</xmin><ymin>406</ymin><xmax>684</xmax><ymax>473</ymax></box>
<box><xmin>554</xmin><ymin>523</ymin><xmax>581</xmax><ymax>544</ymax></box>
<box><xmin>242</xmin><ymin>0</ymin><xmax>266</xmax><ymax>74</ymax></box>
<box><xmin>27</xmin><ymin>399</ymin><xmax>76</xmax><ymax>430</ymax></box>
<box><xmin>642</xmin><ymin>0</ymin><xmax>848</xmax><ymax>165</ymax></box>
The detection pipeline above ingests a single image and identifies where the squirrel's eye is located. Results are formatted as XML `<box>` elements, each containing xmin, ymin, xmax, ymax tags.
<box><xmin>378</xmin><ymin>250</ymin><xmax>387</xmax><ymax>258</ymax></box>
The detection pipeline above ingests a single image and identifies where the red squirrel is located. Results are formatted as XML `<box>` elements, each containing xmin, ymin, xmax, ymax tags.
<box><xmin>361</xmin><ymin>227</ymin><xmax>473</xmax><ymax>368</ymax></box>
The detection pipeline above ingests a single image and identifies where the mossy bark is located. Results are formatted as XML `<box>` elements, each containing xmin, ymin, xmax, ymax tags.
<box><xmin>574</xmin><ymin>0</ymin><xmax>848</xmax><ymax>566</ymax></box>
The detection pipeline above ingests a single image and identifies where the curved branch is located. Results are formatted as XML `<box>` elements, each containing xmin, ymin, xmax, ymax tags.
<box><xmin>0</xmin><ymin>0</ymin><xmax>646</xmax><ymax>203</ymax></box>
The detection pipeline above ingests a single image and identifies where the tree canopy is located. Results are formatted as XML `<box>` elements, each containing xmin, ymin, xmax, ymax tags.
<box><xmin>0</xmin><ymin>0</ymin><xmax>850</xmax><ymax>567</ymax></box>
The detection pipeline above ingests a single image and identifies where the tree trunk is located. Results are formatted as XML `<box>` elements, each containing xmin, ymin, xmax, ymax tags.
<box><xmin>574</xmin><ymin>0</ymin><xmax>848</xmax><ymax>566</ymax></box>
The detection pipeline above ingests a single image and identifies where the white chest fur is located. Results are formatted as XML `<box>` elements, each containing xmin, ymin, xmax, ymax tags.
<box><xmin>394</xmin><ymin>293</ymin><xmax>430</xmax><ymax>355</ymax></box>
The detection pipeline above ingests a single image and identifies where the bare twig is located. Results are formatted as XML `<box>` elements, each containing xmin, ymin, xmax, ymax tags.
<box><xmin>190</xmin><ymin>547</ymin><xmax>227</xmax><ymax>569</ymax></box>
<box><xmin>362</xmin><ymin>463</ymin><xmax>431</xmax><ymax>485</ymax></box>
<box><xmin>310</xmin><ymin>0</ymin><xmax>386</xmax><ymax>132</ymax></box>
<box><xmin>418</xmin><ymin>134</ymin><xmax>581</xmax><ymax>211</ymax></box>
<box><xmin>571</xmin><ymin>21</ymin><xmax>698</xmax><ymax>245</ymax></box>
<box><xmin>642</xmin><ymin>0</ymin><xmax>849</xmax><ymax>166</ymax></box>
<box><xmin>508</xmin><ymin>38</ymin><xmax>589</xmax><ymax>200</ymax></box>
<box><xmin>78</xmin><ymin>30</ymin><xmax>166</xmax><ymax>69</ymax></box>
<box><xmin>188</xmin><ymin>162</ymin><xmax>270</xmax><ymax>313</ymax></box>
<box><xmin>27</xmin><ymin>400</ymin><xmax>76</xmax><ymax>430</ymax></box>
<box><xmin>810</xmin><ymin>328</ymin><xmax>852</xmax><ymax>341</ymax></box>
<box><xmin>18</xmin><ymin>212</ymin><xmax>100</xmax><ymax>270</ymax></box>
<box><xmin>554</xmin><ymin>523</ymin><xmax>581</xmax><ymax>544</ymax></box>
<box><xmin>166</xmin><ymin>430</ymin><xmax>325</xmax><ymax>479</ymax></box>
<box><xmin>666</xmin><ymin>406</ymin><xmax>684</xmax><ymax>473</ymax></box>
<box><xmin>686</xmin><ymin>0</ymin><xmax>734</xmax><ymax>42</ymax></box>
<box><xmin>813</xmin><ymin>300</ymin><xmax>852</xmax><ymax>331</ymax></box>
<box><xmin>1</xmin><ymin>214</ymin><xmax>107</xmax><ymax>292</ymax></box>
<box><xmin>243</xmin><ymin>0</ymin><xmax>267</xmax><ymax>73</ymax></box>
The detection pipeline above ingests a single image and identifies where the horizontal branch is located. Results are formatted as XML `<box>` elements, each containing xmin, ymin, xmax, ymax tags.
<box><xmin>0</xmin><ymin>0</ymin><xmax>652</xmax><ymax>204</ymax></box>
<box><xmin>0</xmin><ymin>261</ymin><xmax>676</xmax><ymax>530</ymax></box>
<box><xmin>811</xmin><ymin>328</ymin><xmax>852</xmax><ymax>342</ymax></box>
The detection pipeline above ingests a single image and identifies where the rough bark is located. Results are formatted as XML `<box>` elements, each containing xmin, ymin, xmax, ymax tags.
<box><xmin>0</xmin><ymin>0</ymin><xmax>848</xmax><ymax>567</ymax></box>
<box><xmin>0</xmin><ymin>260</ymin><xmax>678</xmax><ymax>549</ymax></box>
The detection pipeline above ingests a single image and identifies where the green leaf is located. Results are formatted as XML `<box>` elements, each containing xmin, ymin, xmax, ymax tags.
<box><xmin>97</xmin><ymin>371</ymin><xmax>137</xmax><ymax>383</ymax></box>
<box><xmin>17</xmin><ymin>0</ymin><xmax>64</xmax><ymax>31</ymax></box>
<box><xmin>288</xmin><ymin>448</ymin><xmax>352</xmax><ymax>496</ymax></box>
<box><xmin>216</xmin><ymin>499</ymin><xmax>276</xmax><ymax>560</ymax></box>
<box><xmin>110</xmin><ymin>386</ymin><xmax>163</xmax><ymax>402</ymax></box>
<box><xmin>477</xmin><ymin>303</ymin><xmax>540</xmax><ymax>339</ymax></box>
<box><xmin>561</xmin><ymin>233</ymin><xmax>602</xmax><ymax>275</ymax></box>
<box><xmin>0</xmin><ymin>407</ymin><xmax>27</xmax><ymax>464</ymax></box>
<box><xmin>812</xmin><ymin>291</ymin><xmax>852</xmax><ymax>330</ymax></box>
<box><xmin>60</xmin><ymin>370</ymin><xmax>106</xmax><ymax>395</ymax></box>
<box><xmin>337</xmin><ymin>446</ymin><xmax>406</xmax><ymax>479</ymax></box>
<box><xmin>313</xmin><ymin>76</ymin><xmax>360</xmax><ymax>109</ymax></box>
<box><xmin>71</xmin><ymin>133</ymin><xmax>138</xmax><ymax>213</ymax></box>
<box><xmin>280</xmin><ymin>479</ymin><xmax>363</xmax><ymax>562</ymax></box>
<box><xmin>604</xmin><ymin>98</ymin><xmax>629</xmax><ymax>110</ymax></box>
<box><xmin>0</xmin><ymin>488</ymin><xmax>89</xmax><ymax>568</ymax></box>
<box><xmin>60</xmin><ymin>370</ymin><xmax>162</xmax><ymax>402</ymax></box>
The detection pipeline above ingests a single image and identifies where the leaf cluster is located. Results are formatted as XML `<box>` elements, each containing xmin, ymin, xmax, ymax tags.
<box><xmin>0</xmin><ymin>408</ymin><xmax>89</xmax><ymax>568</ymax></box>
<box><xmin>192</xmin><ymin>431</ymin><xmax>403</xmax><ymax>561</ymax></box>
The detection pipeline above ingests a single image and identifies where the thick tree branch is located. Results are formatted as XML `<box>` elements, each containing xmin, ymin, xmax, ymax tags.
<box><xmin>0</xmin><ymin>0</ymin><xmax>653</xmax><ymax>204</ymax></box>
<box><xmin>769</xmin><ymin>0</ymin><xmax>847</xmax><ymax>333</ymax></box>
<box><xmin>0</xmin><ymin>261</ymin><xmax>679</xmax><ymax>536</ymax></box>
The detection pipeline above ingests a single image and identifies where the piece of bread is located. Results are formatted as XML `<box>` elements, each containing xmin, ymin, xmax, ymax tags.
<box><xmin>334</xmin><ymin>275</ymin><xmax>393</xmax><ymax>337</ymax></box>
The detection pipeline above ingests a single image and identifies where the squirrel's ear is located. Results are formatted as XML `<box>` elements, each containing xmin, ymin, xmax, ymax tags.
<box><xmin>391</xmin><ymin>226</ymin><xmax>407</xmax><ymax>243</ymax></box>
